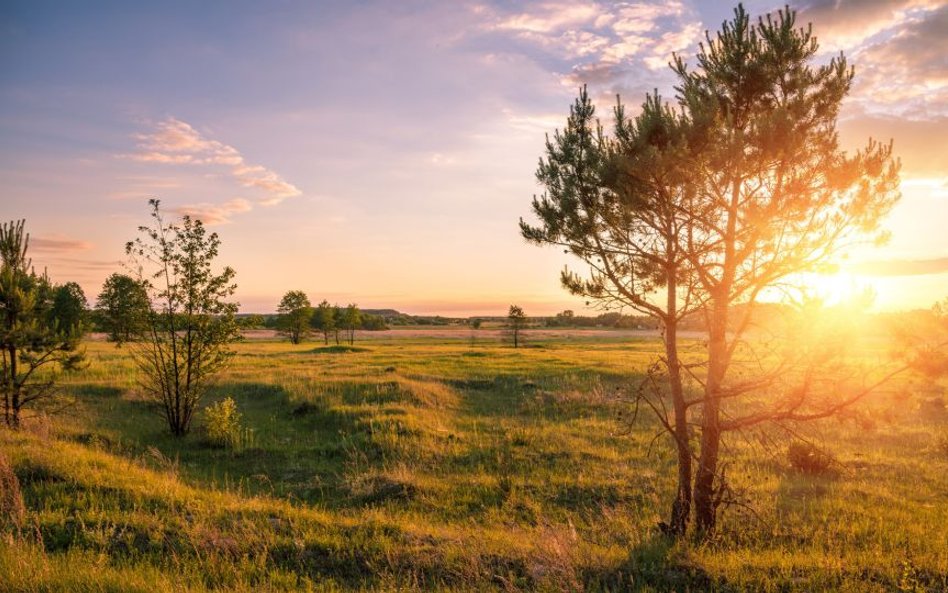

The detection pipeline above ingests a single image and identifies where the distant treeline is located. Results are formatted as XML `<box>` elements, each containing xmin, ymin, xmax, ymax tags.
<box><xmin>84</xmin><ymin>301</ymin><xmax>856</xmax><ymax>334</ymax></box>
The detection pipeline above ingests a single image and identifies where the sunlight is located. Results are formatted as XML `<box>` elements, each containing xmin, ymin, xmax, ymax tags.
<box><xmin>798</xmin><ymin>270</ymin><xmax>876</xmax><ymax>310</ymax></box>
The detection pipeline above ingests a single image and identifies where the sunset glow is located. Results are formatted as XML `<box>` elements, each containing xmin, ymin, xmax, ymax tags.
<box><xmin>1</xmin><ymin>1</ymin><xmax>945</xmax><ymax>314</ymax></box>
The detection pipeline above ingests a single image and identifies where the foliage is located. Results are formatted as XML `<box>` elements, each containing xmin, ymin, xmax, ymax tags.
<box><xmin>125</xmin><ymin>199</ymin><xmax>241</xmax><ymax>437</ymax></box>
<box><xmin>0</xmin><ymin>220</ymin><xmax>85</xmax><ymax>428</ymax></box>
<box><xmin>202</xmin><ymin>397</ymin><xmax>243</xmax><ymax>449</ymax></box>
<box><xmin>276</xmin><ymin>290</ymin><xmax>313</xmax><ymax>344</ymax></box>
<box><xmin>360</xmin><ymin>313</ymin><xmax>388</xmax><ymax>331</ymax></box>
<box><xmin>96</xmin><ymin>273</ymin><xmax>150</xmax><ymax>346</ymax></box>
<box><xmin>236</xmin><ymin>314</ymin><xmax>265</xmax><ymax>329</ymax></box>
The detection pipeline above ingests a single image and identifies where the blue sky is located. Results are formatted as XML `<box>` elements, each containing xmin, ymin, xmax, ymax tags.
<box><xmin>1</xmin><ymin>1</ymin><xmax>946</xmax><ymax>314</ymax></box>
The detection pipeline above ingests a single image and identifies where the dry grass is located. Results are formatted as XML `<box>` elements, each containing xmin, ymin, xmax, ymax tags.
<box><xmin>1</xmin><ymin>332</ymin><xmax>946</xmax><ymax>591</ymax></box>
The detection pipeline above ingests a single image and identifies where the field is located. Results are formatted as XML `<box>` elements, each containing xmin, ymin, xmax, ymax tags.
<box><xmin>1</xmin><ymin>330</ymin><xmax>947</xmax><ymax>592</ymax></box>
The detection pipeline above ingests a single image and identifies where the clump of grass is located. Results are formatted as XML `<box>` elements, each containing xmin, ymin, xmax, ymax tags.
<box><xmin>311</xmin><ymin>345</ymin><xmax>370</xmax><ymax>354</ymax></box>
<box><xmin>203</xmin><ymin>397</ymin><xmax>244</xmax><ymax>449</ymax></box>
<box><xmin>787</xmin><ymin>441</ymin><xmax>835</xmax><ymax>474</ymax></box>
<box><xmin>290</xmin><ymin>401</ymin><xmax>319</xmax><ymax>417</ymax></box>
<box><xmin>0</xmin><ymin>452</ymin><xmax>26</xmax><ymax>532</ymax></box>
<box><xmin>934</xmin><ymin>431</ymin><xmax>948</xmax><ymax>459</ymax></box>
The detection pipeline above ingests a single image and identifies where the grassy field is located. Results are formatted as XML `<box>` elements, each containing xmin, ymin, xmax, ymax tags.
<box><xmin>1</xmin><ymin>331</ymin><xmax>947</xmax><ymax>592</ymax></box>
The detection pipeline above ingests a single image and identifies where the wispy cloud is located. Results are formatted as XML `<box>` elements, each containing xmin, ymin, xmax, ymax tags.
<box><xmin>799</xmin><ymin>0</ymin><xmax>941</xmax><ymax>51</ymax></box>
<box><xmin>495</xmin><ymin>2</ymin><xmax>605</xmax><ymax>34</ymax></box>
<box><xmin>483</xmin><ymin>1</ymin><xmax>700</xmax><ymax>95</ymax></box>
<box><xmin>173</xmin><ymin>198</ymin><xmax>254</xmax><ymax>225</ymax></box>
<box><xmin>123</xmin><ymin>117</ymin><xmax>303</xmax><ymax>222</ymax></box>
<box><xmin>30</xmin><ymin>236</ymin><xmax>94</xmax><ymax>253</ymax></box>
<box><xmin>799</xmin><ymin>1</ymin><xmax>947</xmax><ymax>118</ymax></box>
<box><xmin>848</xmin><ymin>257</ymin><xmax>948</xmax><ymax>277</ymax></box>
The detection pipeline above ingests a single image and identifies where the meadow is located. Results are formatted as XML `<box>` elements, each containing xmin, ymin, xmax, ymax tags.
<box><xmin>1</xmin><ymin>330</ymin><xmax>946</xmax><ymax>592</ymax></box>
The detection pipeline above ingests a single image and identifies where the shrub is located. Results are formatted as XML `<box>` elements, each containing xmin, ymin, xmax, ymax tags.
<box><xmin>788</xmin><ymin>441</ymin><xmax>835</xmax><ymax>474</ymax></box>
<box><xmin>203</xmin><ymin>397</ymin><xmax>243</xmax><ymax>449</ymax></box>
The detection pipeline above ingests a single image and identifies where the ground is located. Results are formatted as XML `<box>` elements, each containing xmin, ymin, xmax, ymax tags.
<box><xmin>1</xmin><ymin>330</ymin><xmax>946</xmax><ymax>592</ymax></box>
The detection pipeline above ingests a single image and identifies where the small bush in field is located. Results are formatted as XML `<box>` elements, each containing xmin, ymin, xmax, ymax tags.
<box><xmin>203</xmin><ymin>398</ymin><xmax>242</xmax><ymax>449</ymax></box>
<box><xmin>788</xmin><ymin>441</ymin><xmax>835</xmax><ymax>474</ymax></box>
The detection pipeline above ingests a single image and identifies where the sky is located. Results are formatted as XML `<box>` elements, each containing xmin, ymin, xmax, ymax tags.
<box><xmin>1</xmin><ymin>0</ymin><xmax>945</xmax><ymax>315</ymax></box>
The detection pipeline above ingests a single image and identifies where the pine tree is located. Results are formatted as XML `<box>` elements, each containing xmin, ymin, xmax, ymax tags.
<box><xmin>0</xmin><ymin>220</ymin><xmax>85</xmax><ymax>428</ymax></box>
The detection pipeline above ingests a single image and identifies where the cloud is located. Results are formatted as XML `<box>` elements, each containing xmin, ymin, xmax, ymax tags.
<box><xmin>173</xmin><ymin>198</ymin><xmax>253</xmax><ymax>225</ymax></box>
<box><xmin>124</xmin><ymin>117</ymin><xmax>302</xmax><ymax>208</ymax></box>
<box><xmin>848</xmin><ymin>257</ymin><xmax>948</xmax><ymax>277</ymax></box>
<box><xmin>847</xmin><ymin>4</ymin><xmax>948</xmax><ymax>117</ymax></box>
<box><xmin>495</xmin><ymin>2</ymin><xmax>605</xmax><ymax>34</ymax></box>
<box><xmin>798</xmin><ymin>0</ymin><xmax>941</xmax><ymax>50</ymax></box>
<box><xmin>30</xmin><ymin>236</ymin><xmax>94</xmax><ymax>253</ymax></box>
<box><xmin>796</xmin><ymin>1</ymin><xmax>948</xmax><ymax>118</ymax></box>
<box><xmin>484</xmin><ymin>1</ymin><xmax>699</xmax><ymax>93</ymax></box>
<box><xmin>36</xmin><ymin>257</ymin><xmax>122</xmax><ymax>272</ymax></box>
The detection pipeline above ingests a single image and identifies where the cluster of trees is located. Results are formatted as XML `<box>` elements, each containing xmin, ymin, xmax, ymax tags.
<box><xmin>1</xmin><ymin>200</ymin><xmax>242</xmax><ymax>437</ymax></box>
<box><xmin>522</xmin><ymin>5</ymin><xmax>917</xmax><ymax>535</ymax></box>
<box><xmin>545</xmin><ymin>310</ymin><xmax>658</xmax><ymax>329</ymax></box>
<box><xmin>274</xmin><ymin>292</ymin><xmax>386</xmax><ymax>345</ymax></box>
<box><xmin>0</xmin><ymin>221</ymin><xmax>86</xmax><ymax>428</ymax></box>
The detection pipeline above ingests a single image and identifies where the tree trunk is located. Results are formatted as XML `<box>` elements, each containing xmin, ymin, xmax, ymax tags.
<box><xmin>10</xmin><ymin>389</ymin><xmax>21</xmax><ymax>429</ymax></box>
<box><xmin>6</xmin><ymin>344</ymin><xmax>19</xmax><ymax>429</ymax></box>
<box><xmin>693</xmin><ymin>293</ymin><xmax>729</xmax><ymax>532</ymax></box>
<box><xmin>664</xmin><ymin>285</ymin><xmax>691</xmax><ymax>536</ymax></box>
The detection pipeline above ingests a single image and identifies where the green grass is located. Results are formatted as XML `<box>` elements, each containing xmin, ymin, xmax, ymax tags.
<box><xmin>1</xmin><ymin>334</ymin><xmax>947</xmax><ymax>592</ymax></box>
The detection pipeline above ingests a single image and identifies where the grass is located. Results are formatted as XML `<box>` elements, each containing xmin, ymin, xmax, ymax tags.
<box><xmin>1</xmin><ymin>332</ymin><xmax>947</xmax><ymax>591</ymax></box>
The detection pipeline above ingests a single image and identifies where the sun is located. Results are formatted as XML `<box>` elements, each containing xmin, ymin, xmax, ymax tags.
<box><xmin>799</xmin><ymin>270</ymin><xmax>874</xmax><ymax>308</ymax></box>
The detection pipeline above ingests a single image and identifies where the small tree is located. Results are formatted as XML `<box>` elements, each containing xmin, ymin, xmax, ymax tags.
<box><xmin>0</xmin><ymin>220</ymin><xmax>85</xmax><ymax>428</ymax></box>
<box><xmin>341</xmin><ymin>303</ymin><xmax>361</xmax><ymax>345</ymax></box>
<box><xmin>126</xmin><ymin>199</ymin><xmax>241</xmax><ymax>437</ymax></box>
<box><xmin>312</xmin><ymin>300</ymin><xmax>336</xmax><ymax>345</ymax></box>
<box><xmin>276</xmin><ymin>290</ymin><xmax>313</xmax><ymax>344</ymax></box>
<box><xmin>506</xmin><ymin>305</ymin><xmax>527</xmax><ymax>348</ymax></box>
<box><xmin>96</xmin><ymin>273</ymin><xmax>150</xmax><ymax>346</ymax></box>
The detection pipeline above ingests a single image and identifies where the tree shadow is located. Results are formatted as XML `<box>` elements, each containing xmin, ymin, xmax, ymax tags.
<box><xmin>73</xmin><ymin>380</ymin><xmax>378</xmax><ymax>506</ymax></box>
<box><xmin>773</xmin><ymin>465</ymin><xmax>837</xmax><ymax>516</ymax></box>
<box><xmin>585</xmin><ymin>533</ymin><xmax>731</xmax><ymax>592</ymax></box>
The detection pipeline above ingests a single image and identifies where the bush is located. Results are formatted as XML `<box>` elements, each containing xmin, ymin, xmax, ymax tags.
<box><xmin>203</xmin><ymin>397</ymin><xmax>243</xmax><ymax>449</ymax></box>
<box><xmin>788</xmin><ymin>441</ymin><xmax>835</xmax><ymax>474</ymax></box>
